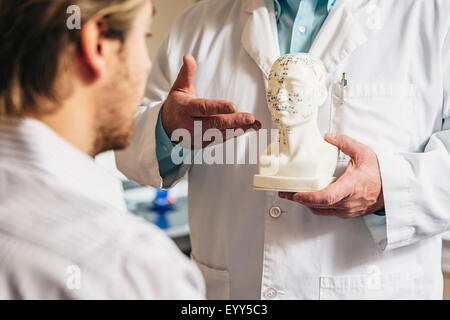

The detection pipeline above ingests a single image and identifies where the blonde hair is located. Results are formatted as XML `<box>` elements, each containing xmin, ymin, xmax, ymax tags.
<box><xmin>0</xmin><ymin>0</ymin><xmax>147</xmax><ymax>118</ymax></box>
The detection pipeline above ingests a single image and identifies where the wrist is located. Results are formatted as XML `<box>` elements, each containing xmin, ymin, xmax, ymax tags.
<box><xmin>160</xmin><ymin>103</ymin><xmax>173</xmax><ymax>139</ymax></box>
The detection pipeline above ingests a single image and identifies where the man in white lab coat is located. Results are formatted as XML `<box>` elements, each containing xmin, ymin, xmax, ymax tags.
<box><xmin>0</xmin><ymin>0</ymin><xmax>204</xmax><ymax>299</ymax></box>
<box><xmin>116</xmin><ymin>0</ymin><xmax>450</xmax><ymax>299</ymax></box>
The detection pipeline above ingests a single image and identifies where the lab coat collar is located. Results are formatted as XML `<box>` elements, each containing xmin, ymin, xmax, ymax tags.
<box><xmin>309</xmin><ymin>0</ymin><xmax>386</xmax><ymax>74</ymax></box>
<box><xmin>242</xmin><ymin>0</ymin><xmax>280</xmax><ymax>81</ymax></box>
<box><xmin>242</xmin><ymin>0</ymin><xmax>387</xmax><ymax>77</ymax></box>
<box><xmin>0</xmin><ymin>118</ymin><xmax>126</xmax><ymax>211</ymax></box>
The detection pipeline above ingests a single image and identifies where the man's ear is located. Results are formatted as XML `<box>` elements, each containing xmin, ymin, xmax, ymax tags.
<box><xmin>79</xmin><ymin>19</ymin><xmax>120</xmax><ymax>79</ymax></box>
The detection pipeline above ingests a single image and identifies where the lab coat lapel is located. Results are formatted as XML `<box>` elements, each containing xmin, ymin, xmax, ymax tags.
<box><xmin>241</xmin><ymin>0</ymin><xmax>280</xmax><ymax>81</ymax></box>
<box><xmin>309</xmin><ymin>0</ymin><xmax>387</xmax><ymax>75</ymax></box>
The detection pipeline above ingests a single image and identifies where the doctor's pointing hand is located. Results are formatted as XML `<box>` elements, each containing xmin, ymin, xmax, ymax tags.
<box><xmin>161</xmin><ymin>54</ymin><xmax>262</xmax><ymax>148</ymax></box>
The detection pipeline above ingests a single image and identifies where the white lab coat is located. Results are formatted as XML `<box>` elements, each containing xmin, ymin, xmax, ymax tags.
<box><xmin>0</xmin><ymin>119</ymin><xmax>205</xmax><ymax>299</ymax></box>
<box><xmin>116</xmin><ymin>0</ymin><xmax>450</xmax><ymax>299</ymax></box>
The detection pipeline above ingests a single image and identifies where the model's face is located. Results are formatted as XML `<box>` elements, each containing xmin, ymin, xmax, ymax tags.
<box><xmin>93</xmin><ymin>0</ymin><xmax>153</xmax><ymax>154</ymax></box>
<box><xmin>267</xmin><ymin>58</ymin><xmax>327</xmax><ymax>128</ymax></box>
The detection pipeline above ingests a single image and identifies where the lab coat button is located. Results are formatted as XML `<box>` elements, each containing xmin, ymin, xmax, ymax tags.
<box><xmin>299</xmin><ymin>26</ymin><xmax>306</xmax><ymax>33</ymax></box>
<box><xmin>269</xmin><ymin>206</ymin><xmax>282</xmax><ymax>219</ymax></box>
<box><xmin>264</xmin><ymin>288</ymin><xmax>277</xmax><ymax>300</ymax></box>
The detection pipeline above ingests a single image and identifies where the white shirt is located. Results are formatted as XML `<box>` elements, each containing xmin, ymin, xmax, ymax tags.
<box><xmin>0</xmin><ymin>119</ymin><xmax>205</xmax><ymax>299</ymax></box>
<box><xmin>116</xmin><ymin>0</ymin><xmax>450</xmax><ymax>299</ymax></box>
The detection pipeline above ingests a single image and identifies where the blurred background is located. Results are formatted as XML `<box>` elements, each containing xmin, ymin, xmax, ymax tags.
<box><xmin>146</xmin><ymin>0</ymin><xmax>198</xmax><ymax>62</ymax></box>
<box><xmin>95</xmin><ymin>0</ymin><xmax>450</xmax><ymax>299</ymax></box>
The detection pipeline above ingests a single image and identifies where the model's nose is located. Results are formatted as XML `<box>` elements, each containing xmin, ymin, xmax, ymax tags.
<box><xmin>277</xmin><ymin>88</ymin><xmax>288</xmax><ymax>103</ymax></box>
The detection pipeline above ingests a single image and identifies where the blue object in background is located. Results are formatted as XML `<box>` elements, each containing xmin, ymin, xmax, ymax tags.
<box><xmin>154</xmin><ymin>211</ymin><xmax>170</xmax><ymax>230</ymax></box>
<box><xmin>151</xmin><ymin>189</ymin><xmax>176</xmax><ymax>210</ymax></box>
<box><xmin>150</xmin><ymin>189</ymin><xmax>176</xmax><ymax>229</ymax></box>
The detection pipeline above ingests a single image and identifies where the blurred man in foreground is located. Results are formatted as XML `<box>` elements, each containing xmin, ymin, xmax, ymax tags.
<box><xmin>0</xmin><ymin>0</ymin><xmax>204</xmax><ymax>299</ymax></box>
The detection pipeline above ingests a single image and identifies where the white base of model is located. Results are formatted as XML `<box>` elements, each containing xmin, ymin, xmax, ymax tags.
<box><xmin>253</xmin><ymin>175</ymin><xmax>336</xmax><ymax>192</ymax></box>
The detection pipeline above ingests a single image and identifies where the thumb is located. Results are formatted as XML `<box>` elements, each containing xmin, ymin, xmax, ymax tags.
<box><xmin>171</xmin><ymin>54</ymin><xmax>197</xmax><ymax>93</ymax></box>
<box><xmin>324</xmin><ymin>133</ymin><xmax>364</xmax><ymax>160</ymax></box>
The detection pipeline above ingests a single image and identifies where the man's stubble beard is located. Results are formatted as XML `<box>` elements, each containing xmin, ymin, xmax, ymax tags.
<box><xmin>92</xmin><ymin>59</ymin><xmax>140</xmax><ymax>156</ymax></box>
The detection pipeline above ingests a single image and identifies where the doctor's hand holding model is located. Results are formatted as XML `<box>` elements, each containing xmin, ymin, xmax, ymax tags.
<box><xmin>116</xmin><ymin>0</ymin><xmax>450</xmax><ymax>299</ymax></box>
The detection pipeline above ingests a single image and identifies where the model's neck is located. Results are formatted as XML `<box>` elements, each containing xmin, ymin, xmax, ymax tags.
<box><xmin>279</xmin><ymin>111</ymin><xmax>322</xmax><ymax>157</ymax></box>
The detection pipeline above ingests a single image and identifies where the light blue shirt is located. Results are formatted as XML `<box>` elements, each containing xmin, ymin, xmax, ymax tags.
<box><xmin>155</xmin><ymin>109</ymin><xmax>180</xmax><ymax>177</ymax></box>
<box><xmin>274</xmin><ymin>0</ymin><xmax>336</xmax><ymax>55</ymax></box>
<box><xmin>155</xmin><ymin>0</ymin><xmax>336</xmax><ymax>177</ymax></box>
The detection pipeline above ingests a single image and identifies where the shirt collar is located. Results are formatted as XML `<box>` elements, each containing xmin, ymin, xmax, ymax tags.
<box><xmin>0</xmin><ymin>118</ymin><xmax>127</xmax><ymax>212</ymax></box>
<box><xmin>273</xmin><ymin>0</ymin><xmax>337</xmax><ymax>21</ymax></box>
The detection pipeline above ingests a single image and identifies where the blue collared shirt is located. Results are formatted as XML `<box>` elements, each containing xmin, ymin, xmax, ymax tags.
<box><xmin>274</xmin><ymin>0</ymin><xmax>336</xmax><ymax>54</ymax></box>
<box><xmin>155</xmin><ymin>0</ymin><xmax>337</xmax><ymax>177</ymax></box>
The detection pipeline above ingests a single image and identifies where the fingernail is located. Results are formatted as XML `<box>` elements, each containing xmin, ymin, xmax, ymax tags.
<box><xmin>326</xmin><ymin>133</ymin><xmax>336</xmax><ymax>139</ymax></box>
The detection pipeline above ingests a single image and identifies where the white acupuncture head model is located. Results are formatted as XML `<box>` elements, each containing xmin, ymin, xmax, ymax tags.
<box><xmin>267</xmin><ymin>53</ymin><xmax>328</xmax><ymax>129</ymax></box>
<box><xmin>253</xmin><ymin>53</ymin><xmax>338</xmax><ymax>192</ymax></box>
